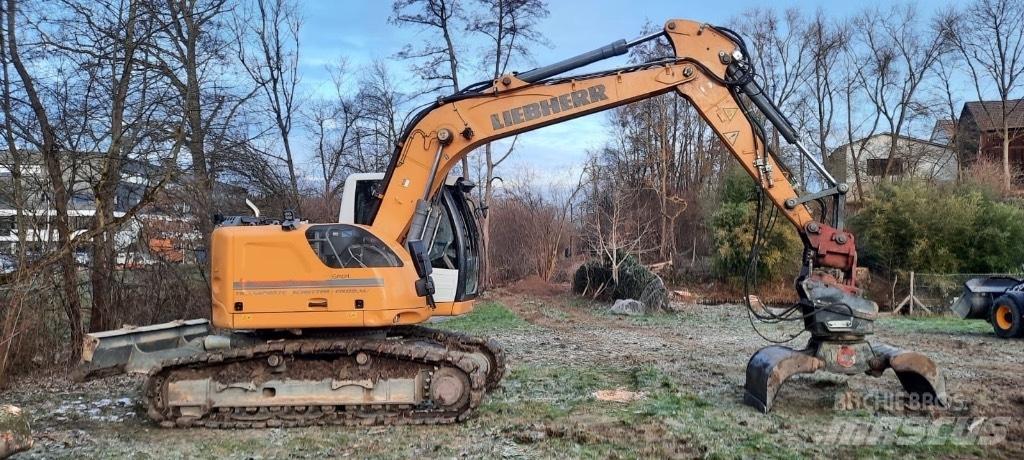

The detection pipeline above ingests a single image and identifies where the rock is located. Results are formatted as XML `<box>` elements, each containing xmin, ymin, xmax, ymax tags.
<box><xmin>0</xmin><ymin>405</ymin><xmax>32</xmax><ymax>458</ymax></box>
<box><xmin>610</xmin><ymin>299</ymin><xmax>647</xmax><ymax>316</ymax></box>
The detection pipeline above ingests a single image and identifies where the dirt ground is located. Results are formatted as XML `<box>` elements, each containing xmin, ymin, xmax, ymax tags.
<box><xmin>3</xmin><ymin>282</ymin><xmax>1023</xmax><ymax>459</ymax></box>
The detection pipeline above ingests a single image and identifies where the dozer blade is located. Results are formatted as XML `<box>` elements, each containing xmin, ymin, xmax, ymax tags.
<box><xmin>74</xmin><ymin>319</ymin><xmax>212</xmax><ymax>381</ymax></box>
<box><xmin>869</xmin><ymin>342</ymin><xmax>947</xmax><ymax>406</ymax></box>
<box><xmin>743</xmin><ymin>346</ymin><xmax>824</xmax><ymax>413</ymax></box>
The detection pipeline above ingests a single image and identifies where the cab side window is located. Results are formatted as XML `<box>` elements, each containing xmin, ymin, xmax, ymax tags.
<box><xmin>306</xmin><ymin>224</ymin><xmax>401</xmax><ymax>268</ymax></box>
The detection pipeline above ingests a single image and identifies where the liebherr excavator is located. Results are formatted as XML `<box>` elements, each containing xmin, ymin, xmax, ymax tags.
<box><xmin>77</xmin><ymin>19</ymin><xmax>946</xmax><ymax>427</ymax></box>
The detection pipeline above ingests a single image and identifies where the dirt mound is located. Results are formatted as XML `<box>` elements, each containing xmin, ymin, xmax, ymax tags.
<box><xmin>509</xmin><ymin>275</ymin><xmax>564</xmax><ymax>296</ymax></box>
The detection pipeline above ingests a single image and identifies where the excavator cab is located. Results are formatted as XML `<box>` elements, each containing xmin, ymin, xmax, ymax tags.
<box><xmin>340</xmin><ymin>174</ymin><xmax>481</xmax><ymax>303</ymax></box>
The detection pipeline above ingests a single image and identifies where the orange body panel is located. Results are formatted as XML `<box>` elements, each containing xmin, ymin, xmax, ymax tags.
<box><xmin>210</xmin><ymin>223</ymin><xmax>448</xmax><ymax>329</ymax></box>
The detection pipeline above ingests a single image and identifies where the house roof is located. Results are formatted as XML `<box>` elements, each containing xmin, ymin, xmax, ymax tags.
<box><xmin>963</xmin><ymin>99</ymin><xmax>1024</xmax><ymax>131</ymax></box>
<box><xmin>931</xmin><ymin>119</ymin><xmax>956</xmax><ymax>139</ymax></box>
<box><xmin>830</xmin><ymin>132</ymin><xmax>950</xmax><ymax>155</ymax></box>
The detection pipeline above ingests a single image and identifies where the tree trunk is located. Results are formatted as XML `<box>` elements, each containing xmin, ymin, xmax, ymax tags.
<box><xmin>181</xmin><ymin>9</ymin><xmax>214</xmax><ymax>263</ymax></box>
<box><xmin>6</xmin><ymin>0</ymin><xmax>84</xmax><ymax>363</ymax></box>
<box><xmin>480</xmin><ymin>144</ymin><xmax>495</xmax><ymax>289</ymax></box>
<box><xmin>1003</xmin><ymin>128</ymin><xmax>1012</xmax><ymax>190</ymax></box>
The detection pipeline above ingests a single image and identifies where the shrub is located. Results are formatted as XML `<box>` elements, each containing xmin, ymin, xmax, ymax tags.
<box><xmin>709</xmin><ymin>167</ymin><xmax>801</xmax><ymax>284</ymax></box>
<box><xmin>572</xmin><ymin>259</ymin><xmax>613</xmax><ymax>297</ymax></box>
<box><xmin>572</xmin><ymin>254</ymin><xmax>668</xmax><ymax>310</ymax></box>
<box><xmin>850</xmin><ymin>181</ymin><xmax>1024</xmax><ymax>274</ymax></box>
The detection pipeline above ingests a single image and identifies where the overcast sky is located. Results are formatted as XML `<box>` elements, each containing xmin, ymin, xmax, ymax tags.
<box><xmin>294</xmin><ymin>0</ymin><xmax>954</xmax><ymax>188</ymax></box>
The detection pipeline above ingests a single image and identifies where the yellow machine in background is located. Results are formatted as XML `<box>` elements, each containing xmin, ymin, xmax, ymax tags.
<box><xmin>79</xmin><ymin>19</ymin><xmax>946</xmax><ymax>428</ymax></box>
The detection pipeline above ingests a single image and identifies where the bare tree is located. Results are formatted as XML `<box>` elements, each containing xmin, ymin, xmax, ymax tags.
<box><xmin>853</xmin><ymin>5</ymin><xmax>947</xmax><ymax>178</ymax></box>
<box><xmin>0</xmin><ymin>0</ymin><xmax>25</xmax><ymax>266</ymax></box>
<box><xmin>804</xmin><ymin>10</ymin><xmax>848</xmax><ymax>170</ymax></box>
<box><xmin>146</xmin><ymin>0</ymin><xmax>248</xmax><ymax>257</ymax></box>
<box><xmin>354</xmin><ymin>61</ymin><xmax>415</xmax><ymax>174</ymax></box>
<box><xmin>467</xmin><ymin>0</ymin><xmax>548</xmax><ymax>286</ymax></box>
<box><xmin>733</xmin><ymin>7</ymin><xmax>812</xmax><ymax>184</ymax></box>
<box><xmin>5</xmin><ymin>0</ymin><xmax>87</xmax><ymax>362</ymax></box>
<box><xmin>44</xmin><ymin>0</ymin><xmax>142</xmax><ymax>331</ymax></box>
<box><xmin>489</xmin><ymin>167</ymin><xmax>581</xmax><ymax>283</ymax></box>
<box><xmin>308</xmin><ymin>59</ymin><xmax>363</xmax><ymax>203</ymax></box>
<box><xmin>941</xmin><ymin>0</ymin><xmax>1024</xmax><ymax>189</ymax></box>
<box><xmin>0</xmin><ymin>0</ymin><xmax>31</xmax><ymax>387</ymax></box>
<box><xmin>581</xmin><ymin>153</ymin><xmax>657</xmax><ymax>284</ymax></box>
<box><xmin>41</xmin><ymin>0</ymin><xmax>189</xmax><ymax>332</ymax></box>
<box><xmin>234</xmin><ymin>0</ymin><xmax>303</xmax><ymax>210</ymax></box>
<box><xmin>839</xmin><ymin>45</ymin><xmax>882</xmax><ymax>202</ymax></box>
<box><xmin>391</xmin><ymin>0</ymin><xmax>471</xmax><ymax>177</ymax></box>
<box><xmin>587</xmin><ymin>29</ymin><xmax>718</xmax><ymax>266</ymax></box>
<box><xmin>931</xmin><ymin>56</ymin><xmax>965</xmax><ymax>178</ymax></box>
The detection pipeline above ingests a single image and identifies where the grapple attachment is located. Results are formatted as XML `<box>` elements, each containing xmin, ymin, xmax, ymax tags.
<box><xmin>743</xmin><ymin>345</ymin><xmax>823</xmax><ymax>413</ymax></box>
<box><xmin>868</xmin><ymin>342</ymin><xmax>947</xmax><ymax>404</ymax></box>
<box><xmin>743</xmin><ymin>340</ymin><xmax>947</xmax><ymax>413</ymax></box>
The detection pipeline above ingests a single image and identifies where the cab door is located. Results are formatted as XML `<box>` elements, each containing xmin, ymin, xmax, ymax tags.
<box><xmin>340</xmin><ymin>174</ymin><xmax>481</xmax><ymax>302</ymax></box>
<box><xmin>424</xmin><ymin>182</ymin><xmax>481</xmax><ymax>302</ymax></box>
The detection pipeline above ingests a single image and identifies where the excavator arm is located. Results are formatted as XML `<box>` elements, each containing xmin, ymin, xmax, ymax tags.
<box><xmin>368</xmin><ymin>19</ymin><xmax>945</xmax><ymax>412</ymax></box>
<box><xmin>370</xmin><ymin>21</ymin><xmax>859</xmax><ymax>285</ymax></box>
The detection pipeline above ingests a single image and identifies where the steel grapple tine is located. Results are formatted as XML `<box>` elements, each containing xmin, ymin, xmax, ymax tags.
<box><xmin>870</xmin><ymin>342</ymin><xmax>947</xmax><ymax>406</ymax></box>
<box><xmin>743</xmin><ymin>345</ymin><xmax>824</xmax><ymax>413</ymax></box>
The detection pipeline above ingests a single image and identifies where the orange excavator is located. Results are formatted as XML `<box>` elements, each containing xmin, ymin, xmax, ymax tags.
<box><xmin>77</xmin><ymin>19</ymin><xmax>945</xmax><ymax>427</ymax></box>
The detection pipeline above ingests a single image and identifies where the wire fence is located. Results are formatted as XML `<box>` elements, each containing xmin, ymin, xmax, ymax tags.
<box><xmin>900</xmin><ymin>272</ymin><xmax>1023</xmax><ymax>315</ymax></box>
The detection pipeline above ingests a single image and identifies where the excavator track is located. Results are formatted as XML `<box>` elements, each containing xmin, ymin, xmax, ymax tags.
<box><xmin>141</xmin><ymin>326</ymin><xmax>504</xmax><ymax>428</ymax></box>
<box><xmin>390</xmin><ymin>326</ymin><xmax>506</xmax><ymax>390</ymax></box>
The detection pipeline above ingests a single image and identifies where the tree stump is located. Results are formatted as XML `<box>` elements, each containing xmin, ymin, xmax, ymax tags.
<box><xmin>0</xmin><ymin>405</ymin><xmax>31</xmax><ymax>458</ymax></box>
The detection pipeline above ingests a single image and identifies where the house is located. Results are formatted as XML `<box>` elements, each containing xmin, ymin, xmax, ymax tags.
<box><xmin>0</xmin><ymin>150</ymin><xmax>244</xmax><ymax>261</ymax></box>
<box><xmin>828</xmin><ymin>133</ymin><xmax>958</xmax><ymax>201</ymax></box>
<box><xmin>931</xmin><ymin>119</ymin><xmax>956</xmax><ymax>145</ymax></box>
<box><xmin>955</xmin><ymin>99</ymin><xmax>1024</xmax><ymax>183</ymax></box>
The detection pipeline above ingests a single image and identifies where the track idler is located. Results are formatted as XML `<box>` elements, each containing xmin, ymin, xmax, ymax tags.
<box><xmin>743</xmin><ymin>339</ymin><xmax>946</xmax><ymax>413</ymax></box>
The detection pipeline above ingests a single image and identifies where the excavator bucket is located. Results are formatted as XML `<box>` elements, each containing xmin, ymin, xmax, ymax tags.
<box><xmin>868</xmin><ymin>343</ymin><xmax>947</xmax><ymax>406</ymax></box>
<box><xmin>74</xmin><ymin>319</ymin><xmax>212</xmax><ymax>381</ymax></box>
<box><xmin>743</xmin><ymin>346</ymin><xmax>823</xmax><ymax>413</ymax></box>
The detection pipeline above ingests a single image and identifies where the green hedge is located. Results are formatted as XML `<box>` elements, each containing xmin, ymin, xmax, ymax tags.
<box><xmin>851</xmin><ymin>182</ymin><xmax>1024</xmax><ymax>273</ymax></box>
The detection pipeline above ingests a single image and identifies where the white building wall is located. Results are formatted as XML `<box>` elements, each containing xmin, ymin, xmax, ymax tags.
<box><xmin>832</xmin><ymin>134</ymin><xmax>958</xmax><ymax>201</ymax></box>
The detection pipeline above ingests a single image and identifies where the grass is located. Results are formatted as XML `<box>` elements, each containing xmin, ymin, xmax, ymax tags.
<box><xmin>621</xmin><ymin>365</ymin><xmax>805</xmax><ymax>459</ymax></box>
<box><xmin>483</xmin><ymin>364</ymin><xmax>629</xmax><ymax>418</ymax></box>
<box><xmin>618</xmin><ymin>363</ymin><xmax>990</xmax><ymax>460</ymax></box>
<box><xmin>877</xmin><ymin>315</ymin><xmax>993</xmax><ymax>335</ymax></box>
<box><xmin>433</xmin><ymin>301</ymin><xmax>531</xmax><ymax>334</ymax></box>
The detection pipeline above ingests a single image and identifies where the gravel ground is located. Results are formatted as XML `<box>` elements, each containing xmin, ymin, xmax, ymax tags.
<box><xmin>3</xmin><ymin>284</ymin><xmax>1023</xmax><ymax>459</ymax></box>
